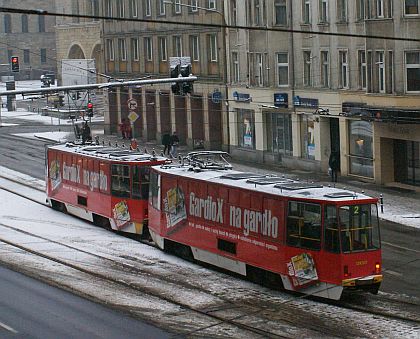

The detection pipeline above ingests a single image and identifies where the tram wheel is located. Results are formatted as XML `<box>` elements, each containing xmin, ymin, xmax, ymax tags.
<box><xmin>51</xmin><ymin>200</ymin><xmax>66</xmax><ymax>213</ymax></box>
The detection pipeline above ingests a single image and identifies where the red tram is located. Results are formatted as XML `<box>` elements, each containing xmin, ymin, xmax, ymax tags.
<box><xmin>148</xmin><ymin>151</ymin><xmax>382</xmax><ymax>300</ymax></box>
<box><xmin>46</xmin><ymin>142</ymin><xmax>168</xmax><ymax>236</ymax></box>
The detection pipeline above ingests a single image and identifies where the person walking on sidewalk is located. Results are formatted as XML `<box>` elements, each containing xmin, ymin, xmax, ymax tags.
<box><xmin>329</xmin><ymin>151</ymin><xmax>340</xmax><ymax>183</ymax></box>
<box><xmin>170</xmin><ymin>131</ymin><xmax>180</xmax><ymax>158</ymax></box>
<box><xmin>161</xmin><ymin>132</ymin><xmax>171</xmax><ymax>155</ymax></box>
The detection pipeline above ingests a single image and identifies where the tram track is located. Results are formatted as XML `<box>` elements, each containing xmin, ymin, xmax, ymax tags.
<box><xmin>0</xmin><ymin>175</ymin><xmax>418</xmax><ymax>337</ymax></box>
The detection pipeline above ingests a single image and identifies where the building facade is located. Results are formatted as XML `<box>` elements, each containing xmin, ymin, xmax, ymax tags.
<box><xmin>101</xmin><ymin>0</ymin><xmax>227</xmax><ymax>150</ymax></box>
<box><xmin>0</xmin><ymin>0</ymin><xmax>57</xmax><ymax>80</ymax></box>
<box><xmin>227</xmin><ymin>0</ymin><xmax>420</xmax><ymax>188</ymax></box>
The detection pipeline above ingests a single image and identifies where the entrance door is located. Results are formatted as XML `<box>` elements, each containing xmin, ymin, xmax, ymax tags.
<box><xmin>407</xmin><ymin>141</ymin><xmax>420</xmax><ymax>186</ymax></box>
<box><xmin>394</xmin><ymin>140</ymin><xmax>420</xmax><ymax>186</ymax></box>
<box><xmin>330</xmin><ymin>118</ymin><xmax>340</xmax><ymax>165</ymax></box>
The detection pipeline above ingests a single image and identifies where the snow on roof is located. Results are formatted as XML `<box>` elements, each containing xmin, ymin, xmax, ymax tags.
<box><xmin>154</xmin><ymin>162</ymin><xmax>375</xmax><ymax>202</ymax></box>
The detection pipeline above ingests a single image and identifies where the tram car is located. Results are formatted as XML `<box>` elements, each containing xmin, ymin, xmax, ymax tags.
<box><xmin>46</xmin><ymin>142</ymin><xmax>169</xmax><ymax>237</ymax></box>
<box><xmin>148</xmin><ymin>151</ymin><xmax>382</xmax><ymax>300</ymax></box>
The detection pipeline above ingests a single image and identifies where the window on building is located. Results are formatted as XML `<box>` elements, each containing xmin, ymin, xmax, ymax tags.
<box><xmin>190</xmin><ymin>35</ymin><xmax>200</xmax><ymax>62</ymax></box>
<box><xmin>129</xmin><ymin>0</ymin><xmax>138</xmax><ymax>17</ymax></box>
<box><xmin>173</xmin><ymin>36</ymin><xmax>182</xmax><ymax>57</ymax></box>
<box><xmin>319</xmin><ymin>0</ymin><xmax>329</xmax><ymax>23</ymax></box>
<box><xmin>230</xmin><ymin>0</ymin><xmax>237</xmax><ymax>25</ymax></box>
<box><xmin>321</xmin><ymin>50</ymin><xmax>329</xmax><ymax>87</ymax></box>
<box><xmin>144</xmin><ymin>37</ymin><xmax>153</xmax><ymax>61</ymax></box>
<box><xmin>376</xmin><ymin>51</ymin><xmax>385</xmax><ymax>93</ymax></box>
<box><xmin>116</xmin><ymin>0</ymin><xmax>125</xmax><ymax>17</ymax></box>
<box><xmin>339</xmin><ymin>50</ymin><xmax>349</xmax><ymax>88</ymax></box>
<box><xmin>254</xmin><ymin>0</ymin><xmax>261</xmax><ymax>25</ymax></box>
<box><xmin>348</xmin><ymin>120</ymin><xmax>373</xmax><ymax>178</ymax></box>
<box><xmin>209</xmin><ymin>34</ymin><xmax>218</xmax><ymax>62</ymax></box>
<box><xmin>21</xmin><ymin>15</ymin><xmax>28</xmax><ymax>33</ymax></box>
<box><xmin>106</xmin><ymin>39</ymin><xmax>115</xmax><ymax>61</ymax></box>
<box><xmin>158</xmin><ymin>37</ymin><xmax>167</xmax><ymax>61</ymax></box>
<box><xmin>376</xmin><ymin>0</ymin><xmax>384</xmax><ymax>17</ymax></box>
<box><xmin>40</xmin><ymin>48</ymin><xmax>47</xmax><ymax>63</ymax></box>
<box><xmin>406</xmin><ymin>51</ymin><xmax>420</xmax><ymax>92</ymax></box>
<box><xmin>144</xmin><ymin>0</ymin><xmax>152</xmax><ymax>16</ymax></box>
<box><xmin>303</xmin><ymin>51</ymin><xmax>312</xmax><ymax>86</ymax></box>
<box><xmin>267</xmin><ymin>112</ymin><xmax>293</xmax><ymax>156</ymax></box>
<box><xmin>301</xmin><ymin>115</ymin><xmax>315</xmax><ymax>160</ymax></box>
<box><xmin>189</xmin><ymin>0</ymin><xmax>198</xmax><ymax>13</ymax></box>
<box><xmin>38</xmin><ymin>15</ymin><xmax>45</xmax><ymax>32</ymax></box>
<box><xmin>356</xmin><ymin>0</ymin><xmax>365</xmax><ymax>20</ymax></box>
<box><xmin>118</xmin><ymin>39</ymin><xmax>127</xmax><ymax>61</ymax></box>
<box><xmin>287</xmin><ymin>201</ymin><xmax>321</xmax><ymax>250</ymax></box>
<box><xmin>256</xmin><ymin>53</ymin><xmax>263</xmax><ymax>86</ymax></box>
<box><xmin>302</xmin><ymin>0</ymin><xmax>311</xmax><ymax>23</ymax></box>
<box><xmin>238</xmin><ymin>109</ymin><xmax>255</xmax><ymax>149</ymax></box>
<box><xmin>89</xmin><ymin>0</ymin><xmax>100</xmax><ymax>20</ymax></box>
<box><xmin>388</xmin><ymin>50</ymin><xmax>394</xmax><ymax>93</ymax></box>
<box><xmin>274</xmin><ymin>0</ymin><xmax>287</xmax><ymax>25</ymax></box>
<box><xmin>276</xmin><ymin>52</ymin><xmax>289</xmax><ymax>86</ymax></box>
<box><xmin>104</xmin><ymin>0</ymin><xmax>113</xmax><ymax>17</ymax></box>
<box><xmin>337</xmin><ymin>0</ymin><xmax>347</xmax><ymax>22</ymax></box>
<box><xmin>405</xmin><ymin>0</ymin><xmax>419</xmax><ymax>14</ymax></box>
<box><xmin>159</xmin><ymin>0</ymin><xmax>166</xmax><ymax>15</ymax></box>
<box><xmin>174</xmin><ymin>0</ymin><xmax>182</xmax><ymax>14</ymax></box>
<box><xmin>131</xmin><ymin>38</ymin><xmax>139</xmax><ymax>61</ymax></box>
<box><xmin>358</xmin><ymin>50</ymin><xmax>367</xmax><ymax>90</ymax></box>
<box><xmin>4</xmin><ymin>14</ymin><xmax>12</xmax><ymax>33</ymax></box>
<box><xmin>232</xmin><ymin>51</ymin><xmax>240</xmax><ymax>83</ymax></box>
<box><xmin>23</xmin><ymin>49</ymin><xmax>30</xmax><ymax>64</ymax></box>
<box><xmin>208</xmin><ymin>0</ymin><xmax>216</xmax><ymax>10</ymax></box>
<box><xmin>111</xmin><ymin>164</ymin><xmax>130</xmax><ymax>198</ymax></box>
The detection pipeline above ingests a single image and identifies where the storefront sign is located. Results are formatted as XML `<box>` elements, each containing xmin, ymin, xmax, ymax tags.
<box><xmin>274</xmin><ymin>93</ymin><xmax>288</xmax><ymax>108</ymax></box>
<box><xmin>293</xmin><ymin>96</ymin><xmax>319</xmax><ymax>108</ymax></box>
<box><xmin>212</xmin><ymin>90</ymin><xmax>222</xmax><ymax>104</ymax></box>
<box><xmin>233</xmin><ymin>91</ymin><xmax>252</xmax><ymax>102</ymax></box>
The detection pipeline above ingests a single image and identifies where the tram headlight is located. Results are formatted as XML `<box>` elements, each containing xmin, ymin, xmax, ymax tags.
<box><xmin>375</xmin><ymin>262</ymin><xmax>381</xmax><ymax>274</ymax></box>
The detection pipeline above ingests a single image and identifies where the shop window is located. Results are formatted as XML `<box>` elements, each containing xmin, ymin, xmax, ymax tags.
<box><xmin>111</xmin><ymin>164</ymin><xmax>130</xmax><ymax>198</ymax></box>
<box><xmin>287</xmin><ymin>201</ymin><xmax>321</xmax><ymax>250</ymax></box>
<box><xmin>237</xmin><ymin>109</ymin><xmax>255</xmax><ymax>149</ymax></box>
<box><xmin>301</xmin><ymin>115</ymin><xmax>315</xmax><ymax>160</ymax></box>
<box><xmin>267</xmin><ymin>112</ymin><xmax>293</xmax><ymax>156</ymax></box>
<box><xmin>348</xmin><ymin>120</ymin><xmax>373</xmax><ymax>178</ymax></box>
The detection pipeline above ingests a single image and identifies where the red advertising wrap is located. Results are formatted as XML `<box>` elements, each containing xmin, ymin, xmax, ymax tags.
<box><xmin>148</xmin><ymin>151</ymin><xmax>383</xmax><ymax>300</ymax></box>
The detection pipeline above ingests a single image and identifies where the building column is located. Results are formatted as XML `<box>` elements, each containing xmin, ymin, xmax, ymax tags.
<box><xmin>339</xmin><ymin>118</ymin><xmax>349</xmax><ymax>177</ymax></box>
<box><xmin>292</xmin><ymin>113</ymin><xmax>301</xmax><ymax>158</ymax></box>
<box><xmin>203</xmin><ymin>95</ymin><xmax>210</xmax><ymax>147</ymax></box>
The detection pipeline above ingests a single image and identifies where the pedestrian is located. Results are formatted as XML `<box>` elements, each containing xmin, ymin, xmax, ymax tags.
<box><xmin>81</xmin><ymin>121</ymin><xmax>92</xmax><ymax>144</ymax></box>
<box><xmin>170</xmin><ymin>131</ymin><xmax>180</xmax><ymax>158</ymax></box>
<box><xmin>119</xmin><ymin>118</ymin><xmax>127</xmax><ymax>139</ymax></box>
<box><xmin>161</xmin><ymin>132</ymin><xmax>171</xmax><ymax>155</ymax></box>
<box><xmin>125</xmin><ymin>120</ymin><xmax>133</xmax><ymax>139</ymax></box>
<box><xmin>329</xmin><ymin>150</ymin><xmax>340</xmax><ymax>183</ymax></box>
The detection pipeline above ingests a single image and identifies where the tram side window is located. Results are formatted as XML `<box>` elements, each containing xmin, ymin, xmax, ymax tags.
<box><xmin>339</xmin><ymin>204</ymin><xmax>379</xmax><ymax>253</ymax></box>
<box><xmin>132</xmin><ymin>166</ymin><xmax>150</xmax><ymax>199</ymax></box>
<box><xmin>287</xmin><ymin>201</ymin><xmax>321</xmax><ymax>250</ymax></box>
<box><xmin>111</xmin><ymin>164</ymin><xmax>130</xmax><ymax>198</ymax></box>
<box><xmin>324</xmin><ymin>205</ymin><xmax>340</xmax><ymax>253</ymax></box>
<box><xmin>150</xmin><ymin>171</ymin><xmax>160</xmax><ymax>210</ymax></box>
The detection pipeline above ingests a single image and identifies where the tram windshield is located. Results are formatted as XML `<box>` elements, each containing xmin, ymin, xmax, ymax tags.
<box><xmin>324</xmin><ymin>204</ymin><xmax>380</xmax><ymax>253</ymax></box>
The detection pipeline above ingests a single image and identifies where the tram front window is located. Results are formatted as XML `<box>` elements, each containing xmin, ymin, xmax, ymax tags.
<box><xmin>338</xmin><ymin>204</ymin><xmax>380</xmax><ymax>253</ymax></box>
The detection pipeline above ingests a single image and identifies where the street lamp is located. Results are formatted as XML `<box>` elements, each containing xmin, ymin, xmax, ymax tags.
<box><xmin>163</xmin><ymin>0</ymin><xmax>229</xmax><ymax>152</ymax></box>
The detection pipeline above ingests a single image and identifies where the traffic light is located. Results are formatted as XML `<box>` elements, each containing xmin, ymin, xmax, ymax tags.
<box><xmin>170</xmin><ymin>64</ymin><xmax>180</xmax><ymax>95</ymax></box>
<box><xmin>11</xmin><ymin>56</ymin><xmax>19</xmax><ymax>72</ymax></box>
<box><xmin>180</xmin><ymin>64</ymin><xmax>193</xmax><ymax>94</ymax></box>
<box><xmin>87</xmin><ymin>102</ymin><xmax>93</xmax><ymax>117</ymax></box>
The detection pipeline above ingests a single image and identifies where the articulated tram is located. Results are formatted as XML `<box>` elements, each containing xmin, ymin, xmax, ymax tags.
<box><xmin>148</xmin><ymin>151</ymin><xmax>382</xmax><ymax>300</ymax></box>
<box><xmin>46</xmin><ymin>142</ymin><xmax>169</xmax><ymax>236</ymax></box>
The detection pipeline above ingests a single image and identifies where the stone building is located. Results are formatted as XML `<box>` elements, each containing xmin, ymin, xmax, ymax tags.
<box><xmin>0</xmin><ymin>0</ymin><xmax>56</xmax><ymax>80</ymax></box>
<box><xmin>227</xmin><ymin>0</ymin><xmax>420</xmax><ymax>188</ymax></box>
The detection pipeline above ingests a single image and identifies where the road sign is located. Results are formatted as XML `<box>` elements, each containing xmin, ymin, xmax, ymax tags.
<box><xmin>212</xmin><ymin>91</ymin><xmax>222</xmax><ymax>104</ymax></box>
<box><xmin>127</xmin><ymin>98</ymin><xmax>138</xmax><ymax>110</ymax></box>
<box><xmin>128</xmin><ymin>111</ymin><xmax>139</xmax><ymax>123</ymax></box>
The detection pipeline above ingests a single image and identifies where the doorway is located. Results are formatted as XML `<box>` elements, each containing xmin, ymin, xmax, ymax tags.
<box><xmin>394</xmin><ymin>140</ymin><xmax>420</xmax><ymax>186</ymax></box>
<box><xmin>330</xmin><ymin>118</ymin><xmax>340</xmax><ymax>166</ymax></box>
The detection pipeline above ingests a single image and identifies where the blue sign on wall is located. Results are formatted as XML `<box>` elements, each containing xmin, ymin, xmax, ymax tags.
<box><xmin>212</xmin><ymin>91</ymin><xmax>222</xmax><ymax>104</ymax></box>
<box><xmin>274</xmin><ymin>93</ymin><xmax>288</xmax><ymax>108</ymax></box>
<box><xmin>293</xmin><ymin>96</ymin><xmax>319</xmax><ymax>108</ymax></box>
<box><xmin>233</xmin><ymin>91</ymin><xmax>252</xmax><ymax>102</ymax></box>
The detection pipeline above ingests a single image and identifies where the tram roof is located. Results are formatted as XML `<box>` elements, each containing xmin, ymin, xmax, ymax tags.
<box><xmin>48</xmin><ymin>142</ymin><xmax>168</xmax><ymax>163</ymax></box>
<box><xmin>154</xmin><ymin>164</ymin><xmax>376</xmax><ymax>202</ymax></box>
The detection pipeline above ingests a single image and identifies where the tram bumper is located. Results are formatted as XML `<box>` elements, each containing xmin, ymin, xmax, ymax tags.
<box><xmin>342</xmin><ymin>275</ymin><xmax>383</xmax><ymax>293</ymax></box>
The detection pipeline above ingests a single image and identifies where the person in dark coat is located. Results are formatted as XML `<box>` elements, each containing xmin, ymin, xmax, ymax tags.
<box><xmin>161</xmin><ymin>132</ymin><xmax>171</xmax><ymax>155</ymax></box>
<box><xmin>169</xmin><ymin>131</ymin><xmax>180</xmax><ymax>158</ymax></box>
<box><xmin>329</xmin><ymin>151</ymin><xmax>340</xmax><ymax>183</ymax></box>
<box><xmin>81</xmin><ymin>121</ymin><xmax>92</xmax><ymax>144</ymax></box>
